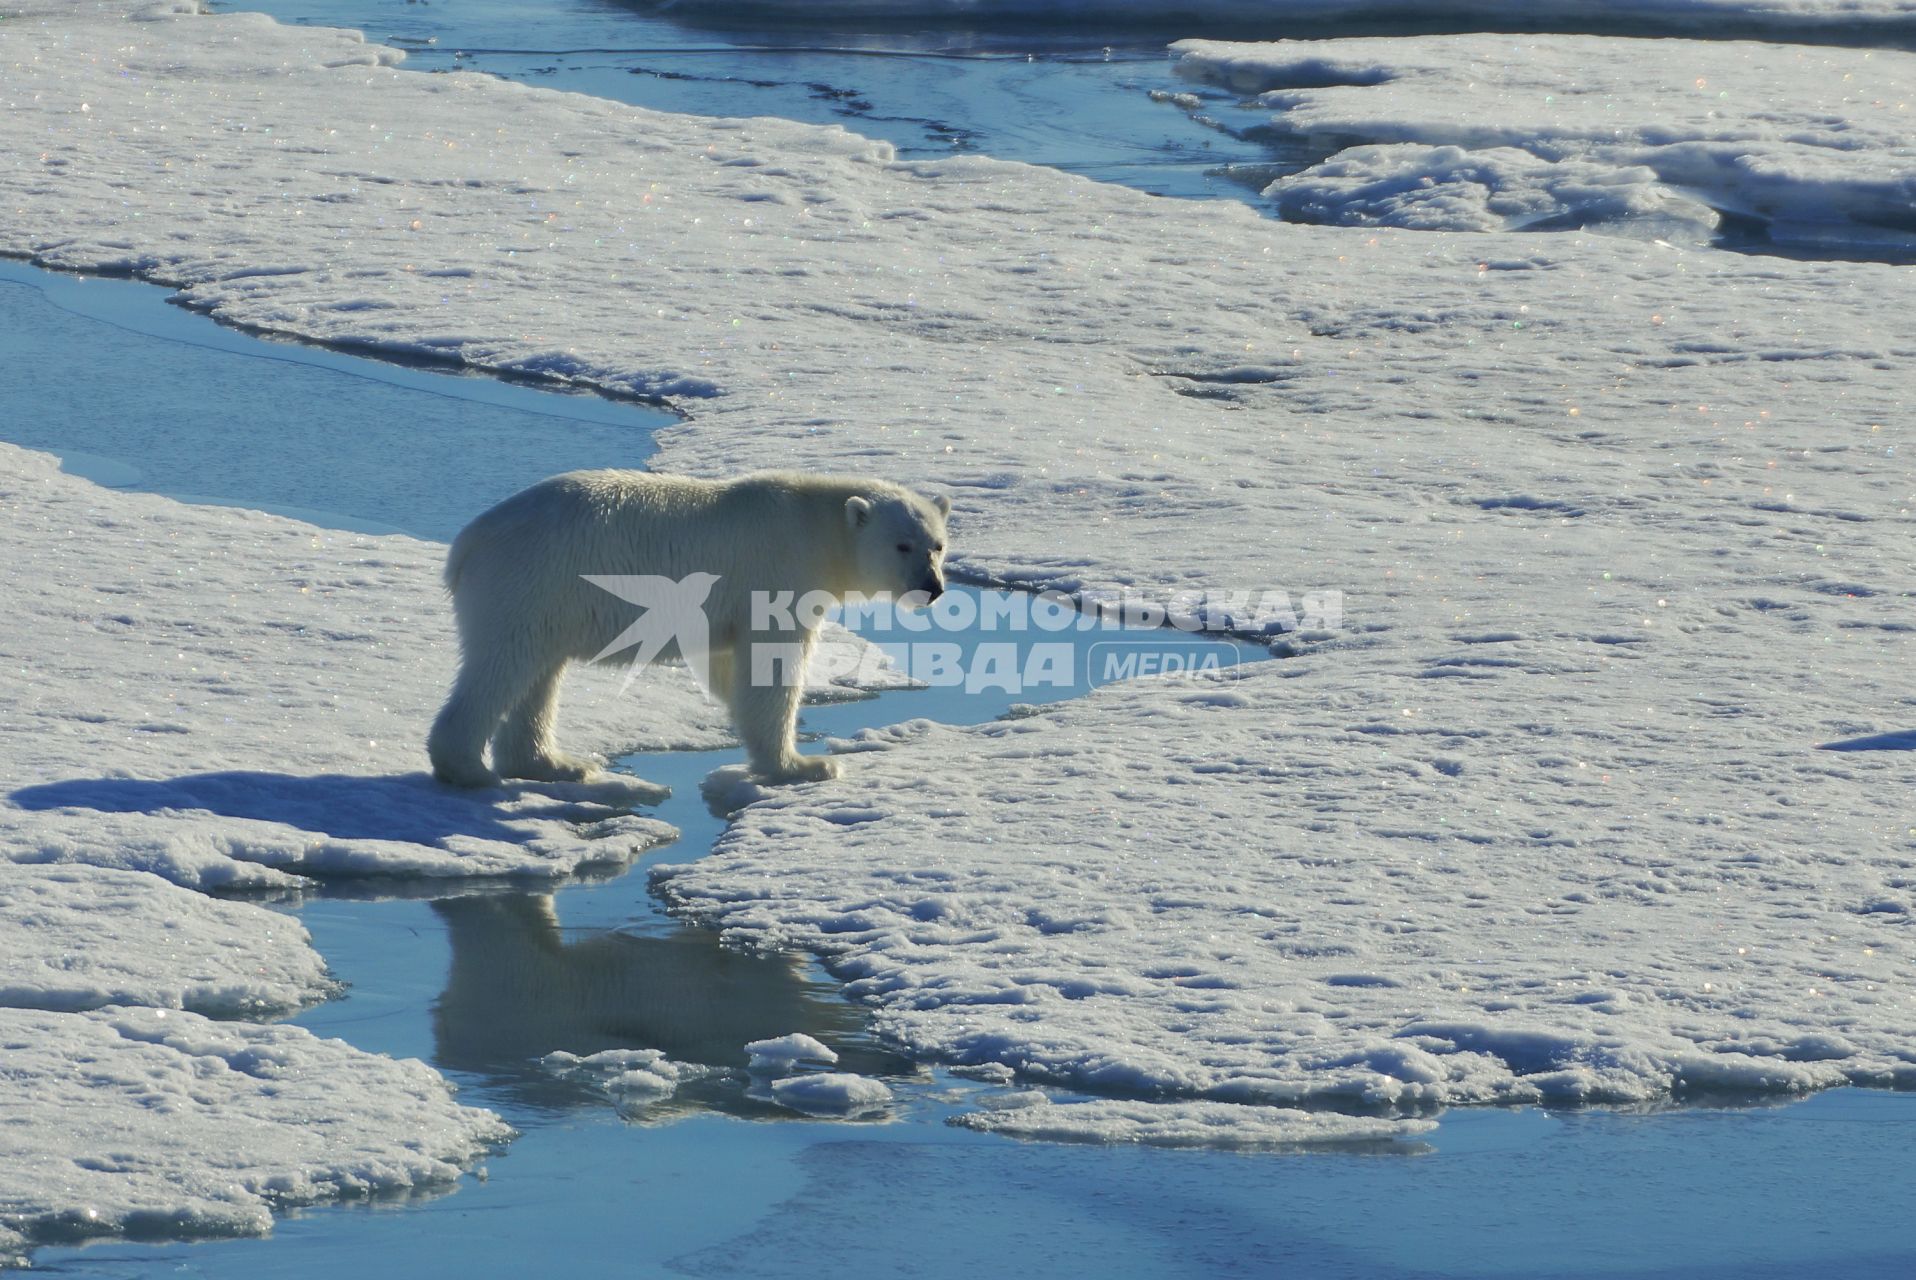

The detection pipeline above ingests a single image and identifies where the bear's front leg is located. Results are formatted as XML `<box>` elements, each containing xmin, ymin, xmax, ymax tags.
<box><xmin>730</xmin><ymin>628</ymin><xmax>839</xmax><ymax>784</ymax></box>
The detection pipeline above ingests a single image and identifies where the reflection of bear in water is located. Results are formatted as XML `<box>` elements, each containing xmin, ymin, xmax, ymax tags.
<box><xmin>430</xmin><ymin>895</ymin><xmax>876</xmax><ymax>1081</ymax></box>
<box><xmin>428</xmin><ymin>470</ymin><xmax>949</xmax><ymax>788</ymax></box>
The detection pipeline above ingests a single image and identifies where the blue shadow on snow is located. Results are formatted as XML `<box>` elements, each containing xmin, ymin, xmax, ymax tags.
<box><xmin>9</xmin><ymin>770</ymin><xmax>594</xmax><ymax>847</ymax></box>
<box><xmin>1819</xmin><ymin>731</ymin><xmax>1916</xmax><ymax>752</ymax></box>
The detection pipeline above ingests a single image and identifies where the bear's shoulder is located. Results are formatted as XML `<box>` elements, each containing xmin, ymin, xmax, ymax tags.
<box><xmin>729</xmin><ymin>471</ymin><xmax>904</xmax><ymax>502</ymax></box>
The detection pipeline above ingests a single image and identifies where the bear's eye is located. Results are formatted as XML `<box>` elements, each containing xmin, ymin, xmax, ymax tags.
<box><xmin>896</xmin><ymin>542</ymin><xmax>912</xmax><ymax>554</ymax></box>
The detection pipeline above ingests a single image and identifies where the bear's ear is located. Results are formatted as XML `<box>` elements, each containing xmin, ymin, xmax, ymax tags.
<box><xmin>932</xmin><ymin>494</ymin><xmax>951</xmax><ymax>517</ymax></box>
<box><xmin>845</xmin><ymin>495</ymin><xmax>872</xmax><ymax>528</ymax></box>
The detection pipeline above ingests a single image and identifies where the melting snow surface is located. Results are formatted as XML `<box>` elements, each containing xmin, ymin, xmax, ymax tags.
<box><xmin>746</xmin><ymin>1032</ymin><xmax>842</xmax><ymax>1072</ymax></box>
<box><xmin>1171</xmin><ymin>35</ymin><xmax>1916</xmax><ymax>253</ymax></box>
<box><xmin>768</xmin><ymin>1072</ymin><xmax>896</xmax><ymax>1117</ymax></box>
<box><xmin>0</xmin><ymin>1005</ymin><xmax>508</xmax><ymax>1261</ymax></box>
<box><xmin>0</xmin><ymin>863</ymin><xmax>334</xmax><ymax>1017</ymax></box>
<box><xmin>955</xmin><ymin>1095</ymin><xmax>1436</xmax><ymax>1149</ymax></box>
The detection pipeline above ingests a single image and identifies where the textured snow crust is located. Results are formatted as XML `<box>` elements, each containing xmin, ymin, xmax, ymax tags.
<box><xmin>539</xmin><ymin>1047</ymin><xmax>717</xmax><ymax>1110</ymax></box>
<box><xmin>768</xmin><ymin>1072</ymin><xmax>895</xmax><ymax>1117</ymax></box>
<box><xmin>0</xmin><ymin>1005</ymin><xmax>509</xmax><ymax>1262</ymax></box>
<box><xmin>746</xmin><ymin>1032</ymin><xmax>841</xmax><ymax>1071</ymax></box>
<box><xmin>0</xmin><ymin>863</ymin><xmax>332</xmax><ymax>1017</ymax></box>
<box><xmin>1171</xmin><ymin>35</ymin><xmax>1916</xmax><ymax>252</ymax></box>
<box><xmin>955</xmin><ymin>1095</ymin><xmax>1437</xmax><ymax>1149</ymax></box>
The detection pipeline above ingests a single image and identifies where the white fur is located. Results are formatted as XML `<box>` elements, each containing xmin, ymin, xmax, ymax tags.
<box><xmin>428</xmin><ymin>470</ymin><xmax>950</xmax><ymax>788</ymax></box>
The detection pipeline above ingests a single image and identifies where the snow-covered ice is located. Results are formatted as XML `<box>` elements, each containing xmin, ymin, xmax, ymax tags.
<box><xmin>954</xmin><ymin>1096</ymin><xmax>1435</xmax><ymax>1150</ymax></box>
<box><xmin>539</xmin><ymin>1047</ymin><xmax>715</xmax><ymax>1109</ymax></box>
<box><xmin>0</xmin><ymin>1005</ymin><xmax>508</xmax><ymax>1263</ymax></box>
<box><xmin>745</xmin><ymin>1032</ymin><xmax>841</xmax><ymax>1073</ymax></box>
<box><xmin>2</xmin><ymin>0</ymin><xmax>1914</xmax><ymax>1204</ymax></box>
<box><xmin>0</xmin><ymin>863</ymin><xmax>333</xmax><ymax>1017</ymax></box>
<box><xmin>1170</xmin><ymin>35</ymin><xmax>1916</xmax><ymax>253</ymax></box>
<box><xmin>660</xmin><ymin>685</ymin><xmax>1916</xmax><ymax>1118</ymax></box>
<box><xmin>767</xmin><ymin>1072</ymin><xmax>894</xmax><ymax>1117</ymax></box>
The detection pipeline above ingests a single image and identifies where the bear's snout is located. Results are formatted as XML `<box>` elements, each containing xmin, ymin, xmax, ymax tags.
<box><xmin>916</xmin><ymin>573</ymin><xmax>945</xmax><ymax>602</ymax></box>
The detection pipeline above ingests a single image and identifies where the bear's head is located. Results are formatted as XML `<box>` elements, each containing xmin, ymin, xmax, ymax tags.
<box><xmin>845</xmin><ymin>488</ymin><xmax>950</xmax><ymax>604</ymax></box>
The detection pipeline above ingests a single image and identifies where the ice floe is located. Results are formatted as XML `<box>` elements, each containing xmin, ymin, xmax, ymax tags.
<box><xmin>768</xmin><ymin>1072</ymin><xmax>894</xmax><ymax>1117</ymax></box>
<box><xmin>954</xmin><ymin>1095</ymin><xmax>1436</xmax><ymax>1149</ymax></box>
<box><xmin>0</xmin><ymin>1005</ymin><xmax>508</xmax><ymax>1264</ymax></box>
<box><xmin>539</xmin><ymin>1047</ymin><xmax>717</xmax><ymax>1109</ymax></box>
<box><xmin>0</xmin><ymin>863</ymin><xmax>334</xmax><ymax>1017</ymax></box>
<box><xmin>746</xmin><ymin>1032</ymin><xmax>842</xmax><ymax>1073</ymax></box>
<box><xmin>1171</xmin><ymin>35</ymin><xmax>1916</xmax><ymax>253</ymax></box>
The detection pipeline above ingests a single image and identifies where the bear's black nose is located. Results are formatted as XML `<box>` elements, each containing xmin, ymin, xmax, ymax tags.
<box><xmin>918</xmin><ymin>575</ymin><xmax>945</xmax><ymax>602</ymax></box>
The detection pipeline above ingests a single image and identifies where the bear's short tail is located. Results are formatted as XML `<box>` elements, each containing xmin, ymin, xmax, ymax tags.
<box><xmin>443</xmin><ymin>522</ymin><xmax>477</xmax><ymax>596</ymax></box>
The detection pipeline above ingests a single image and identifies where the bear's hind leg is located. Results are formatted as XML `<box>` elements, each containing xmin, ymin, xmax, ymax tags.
<box><xmin>428</xmin><ymin>655</ymin><xmax>525</xmax><ymax>788</ymax></box>
<box><xmin>492</xmin><ymin>663</ymin><xmax>598</xmax><ymax>782</ymax></box>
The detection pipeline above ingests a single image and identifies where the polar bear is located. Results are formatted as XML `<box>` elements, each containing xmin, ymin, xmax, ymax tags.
<box><xmin>427</xmin><ymin>470</ymin><xmax>949</xmax><ymax>789</ymax></box>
